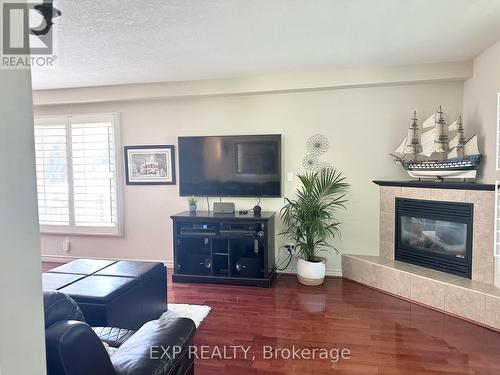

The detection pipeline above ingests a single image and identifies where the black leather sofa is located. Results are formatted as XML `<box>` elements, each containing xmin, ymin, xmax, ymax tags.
<box><xmin>44</xmin><ymin>290</ymin><xmax>196</xmax><ymax>375</ymax></box>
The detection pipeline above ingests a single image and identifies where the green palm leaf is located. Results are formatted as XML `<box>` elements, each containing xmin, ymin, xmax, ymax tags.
<box><xmin>279</xmin><ymin>167</ymin><xmax>349</xmax><ymax>262</ymax></box>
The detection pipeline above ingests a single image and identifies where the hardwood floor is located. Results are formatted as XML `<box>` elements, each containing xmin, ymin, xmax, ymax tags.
<box><xmin>42</xmin><ymin>262</ymin><xmax>500</xmax><ymax>374</ymax></box>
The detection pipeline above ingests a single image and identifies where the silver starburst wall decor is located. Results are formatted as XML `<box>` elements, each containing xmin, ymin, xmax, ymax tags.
<box><xmin>306</xmin><ymin>134</ymin><xmax>329</xmax><ymax>156</ymax></box>
<box><xmin>302</xmin><ymin>155</ymin><xmax>319</xmax><ymax>171</ymax></box>
<box><xmin>303</xmin><ymin>134</ymin><xmax>330</xmax><ymax>171</ymax></box>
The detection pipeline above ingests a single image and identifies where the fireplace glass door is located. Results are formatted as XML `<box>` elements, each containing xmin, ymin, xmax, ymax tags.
<box><xmin>400</xmin><ymin>217</ymin><xmax>467</xmax><ymax>259</ymax></box>
<box><xmin>395</xmin><ymin>198</ymin><xmax>473</xmax><ymax>278</ymax></box>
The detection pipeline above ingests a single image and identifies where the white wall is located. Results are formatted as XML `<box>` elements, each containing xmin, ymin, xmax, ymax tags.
<box><xmin>462</xmin><ymin>39</ymin><xmax>500</xmax><ymax>288</ymax></box>
<box><xmin>0</xmin><ymin>70</ymin><xmax>46</xmax><ymax>373</ymax></box>
<box><xmin>463</xmin><ymin>39</ymin><xmax>500</xmax><ymax>183</ymax></box>
<box><xmin>35</xmin><ymin>77</ymin><xmax>464</xmax><ymax>275</ymax></box>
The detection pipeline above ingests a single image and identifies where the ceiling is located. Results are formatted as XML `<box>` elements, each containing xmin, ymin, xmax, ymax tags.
<box><xmin>31</xmin><ymin>0</ymin><xmax>500</xmax><ymax>90</ymax></box>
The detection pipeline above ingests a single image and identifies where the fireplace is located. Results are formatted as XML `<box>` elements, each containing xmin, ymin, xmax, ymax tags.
<box><xmin>395</xmin><ymin>198</ymin><xmax>473</xmax><ymax>279</ymax></box>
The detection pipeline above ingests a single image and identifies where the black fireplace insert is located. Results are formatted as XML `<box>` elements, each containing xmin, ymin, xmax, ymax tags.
<box><xmin>395</xmin><ymin>198</ymin><xmax>473</xmax><ymax>279</ymax></box>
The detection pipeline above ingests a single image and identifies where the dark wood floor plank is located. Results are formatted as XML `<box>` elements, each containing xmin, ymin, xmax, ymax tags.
<box><xmin>42</xmin><ymin>262</ymin><xmax>500</xmax><ymax>374</ymax></box>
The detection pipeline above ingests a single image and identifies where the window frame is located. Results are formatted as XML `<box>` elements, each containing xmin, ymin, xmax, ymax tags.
<box><xmin>496</xmin><ymin>93</ymin><xmax>500</xmax><ymax>256</ymax></box>
<box><xmin>497</xmin><ymin>92</ymin><xmax>500</xmax><ymax>171</ymax></box>
<box><xmin>34</xmin><ymin>112</ymin><xmax>124</xmax><ymax>237</ymax></box>
<box><xmin>495</xmin><ymin>179</ymin><xmax>499</xmax><ymax>257</ymax></box>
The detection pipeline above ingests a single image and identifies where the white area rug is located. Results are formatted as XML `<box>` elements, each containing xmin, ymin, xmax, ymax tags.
<box><xmin>160</xmin><ymin>303</ymin><xmax>211</xmax><ymax>328</ymax></box>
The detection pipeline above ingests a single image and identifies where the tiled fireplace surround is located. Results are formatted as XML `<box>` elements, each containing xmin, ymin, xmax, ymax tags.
<box><xmin>342</xmin><ymin>181</ymin><xmax>500</xmax><ymax>330</ymax></box>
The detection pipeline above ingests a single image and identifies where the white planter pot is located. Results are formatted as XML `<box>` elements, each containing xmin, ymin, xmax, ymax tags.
<box><xmin>296</xmin><ymin>258</ymin><xmax>326</xmax><ymax>286</ymax></box>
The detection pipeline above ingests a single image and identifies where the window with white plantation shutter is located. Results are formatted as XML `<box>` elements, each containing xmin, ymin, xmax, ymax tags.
<box><xmin>34</xmin><ymin>113</ymin><xmax>123</xmax><ymax>236</ymax></box>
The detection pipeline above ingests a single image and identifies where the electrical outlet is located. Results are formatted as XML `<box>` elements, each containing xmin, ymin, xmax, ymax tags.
<box><xmin>286</xmin><ymin>172</ymin><xmax>294</xmax><ymax>182</ymax></box>
<box><xmin>284</xmin><ymin>243</ymin><xmax>296</xmax><ymax>253</ymax></box>
<box><xmin>62</xmin><ymin>237</ymin><xmax>71</xmax><ymax>252</ymax></box>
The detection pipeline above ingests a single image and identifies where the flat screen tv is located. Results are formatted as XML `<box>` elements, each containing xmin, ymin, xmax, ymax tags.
<box><xmin>178</xmin><ymin>134</ymin><xmax>281</xmax><ymax>197</ymax></box>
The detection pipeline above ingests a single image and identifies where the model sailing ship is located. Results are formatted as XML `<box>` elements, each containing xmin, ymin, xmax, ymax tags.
<box><xmin>391</xmin><ymin>107</ymin><xmax>481</xmax><ymax>180</ymax></box>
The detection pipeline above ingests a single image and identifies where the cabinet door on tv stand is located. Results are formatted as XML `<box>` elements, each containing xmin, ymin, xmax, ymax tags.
<box><xmin>176</xmin><ymin>237</ymin><xmax>212</xmax><ymax>276</ymax></box>
<box><xmin>212</xmin><ymin>238</ymin><xmax>229</xmax><ymax>276</ymax></box>
<box><xmin>229</xmin><ymin>237</ymin><xmax>265</xmax><ymax>278</ymax></box>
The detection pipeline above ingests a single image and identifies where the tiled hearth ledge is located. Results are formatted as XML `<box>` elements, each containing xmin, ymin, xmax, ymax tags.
<box><xmin>341</xmin><ymin>181</ymin><xmax>500</xmax><ymax>331</ymax></box>
<box><xmin>342</xmin><ymin>255</ymin><xmax>500</xmax><ymax>331</ymax></box>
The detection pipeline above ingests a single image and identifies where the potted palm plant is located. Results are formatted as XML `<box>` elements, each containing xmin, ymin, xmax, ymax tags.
<box><xmin>280</xmin><ymin>167</ymin><xmax>349</xmax><ymax>286</ymax></box>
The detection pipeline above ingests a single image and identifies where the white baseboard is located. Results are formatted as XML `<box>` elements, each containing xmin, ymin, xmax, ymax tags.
<box><xmin>278</xmin><ymin>267</ymin><xmax>342</xmax><ymax>277</ymax></box>
<box><xmin>41</xmin><ymin>254</ymin><xmax>174</xmax><ymax>268</ymax></box>
<box><xmin>42</xmin><ymin>254</ymin><xmax>342</xmax><ymax>276</ymax></box>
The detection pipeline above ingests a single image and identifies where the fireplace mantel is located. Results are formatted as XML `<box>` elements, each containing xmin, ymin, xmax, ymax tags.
<box><xmin>373</xmin><ymin>180</ymin><xmax>495</xmax><ymax>191</ymax></box>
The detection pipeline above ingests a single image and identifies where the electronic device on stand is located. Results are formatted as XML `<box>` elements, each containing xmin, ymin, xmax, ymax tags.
<box><xmin>171</xmin><ymin>211</ymin><xmax>275</xmax><ymax>287</ymax></box>
<box><xmin>213</xmin><ymin>202</ymin><xmax>235</xmax><ymax>214</ymax></box>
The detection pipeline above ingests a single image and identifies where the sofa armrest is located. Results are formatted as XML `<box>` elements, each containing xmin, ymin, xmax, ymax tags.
<box><xmin>93</xmin><ymin>327</ymin><xmax>136</xmax><ymax>348</ymax></box>
<box><xmin>45</xmin><ymin>320</ymin><xmax>117</xmax><ymax>375</ymax></box>
<box><xmin>111</xmin><ymin>317</ymin><xmax>196</xmax><ymax>375</ymax></box>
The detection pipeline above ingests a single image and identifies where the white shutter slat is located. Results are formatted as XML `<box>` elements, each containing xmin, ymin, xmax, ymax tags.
<box><xmin>71</xmin><ymin>122</ymin><xmax>117</xmax><ymax>228</ymax></box>
<box><xmin>34</xmin><ymin>123</ymin><xmax>70</xmax><ymax>226</ymax></box>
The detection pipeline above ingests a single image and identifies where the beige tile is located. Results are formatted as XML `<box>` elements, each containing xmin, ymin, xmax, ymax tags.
<box><xmin>401</xmin><ymin>187</ymin><xmax>431</xmax><ymax>200</ymax></box>
<box><xmin>341</xmin><ymin>255</ymin><xmax>354</xmax><ymax>279</ymax></box>
<box><xmin>380</xmin><ymin>239</ymin><xmax>394</xmax><ymax>260</ymax></box>
<box><xmin>346</xmin><ymin>255</ymin><xmax>391</xmax><ymax>266</ymax></box>
<box><xmin>342</xmin><ymin>256</ymin><xmax>366</xmax><ymax>283</ymax></box>
<box><xmin>472</xmin><ymin>259</ymin><xmax>494</xmax><ymax>284</ymax></box>
<box><xmin>495</xmin><ymin>257</ymin><xmax>500</xmax><ymax>289</ymax></box>
<box><xmin>466</xmin><ymin>190</ymin><xmax>494</xmax><ymax>225</ymax></box>
<box><xmin>430</xmin><ymin>188</ymin><xmax>466</xmax><ymax>202</ymax></box>
<box><xmin>410</xmin><ymin>275</ymin><xmax>445</xmax><ymax>309</ymax></box>
<box><xmin>378</xmin><ymin>267</ymin><xmax>411</xmax><ymax>298</ymax></box>
<box><xmin>380</xmin><ymin>186</ymin><xmax>401</xmax><ymax>213</ymax></box>
<box><xmin>412</xmin><ymin>267</ymin><xmax>461</xmax><ymax>283</ymax></box>
<box><xmin>444</xmin><ymin>285</ymin><xmax>485</xmax><ymax>323</ymax></box>
<box><xmin>379</xmin><ymin>211</ymin><xmax>394</xmax><ymax>246</ymax></box>
<box><xmin>341</xmin><ymin>255</ymin><xmax>353</xmax><ymax>278</ymax></box>
<box><xmin>449</xmin><ymin>277</ymin><xmax>500</xmax><ymax>298</ymax></box>
<box><xmin>387</xmin><ymin>260</ymin><xmax>425</xmax><ymax>274</ymax></box>
<box><xmin>485</xmin><ymin>295</ymin><xmax>500</xmax><ymax>329</ymax></box>
<box><xmin>364</xmin><ymin>262</ymin><xmax>381</xmax><ymax>288</ymax></box>
<box><xmin>380</xmin><ymin>258</ymin><xmax>458</xmax><ymax>280</ymax></box>
<box><xmin>342</xmin><ymin>256</ymin><xmax>380</xmax><ymax>287</ymax></box>
<box><xmin>472</xmin><ymin>221</ymin><xmax>494</xmax><ymax>262</ymax></box>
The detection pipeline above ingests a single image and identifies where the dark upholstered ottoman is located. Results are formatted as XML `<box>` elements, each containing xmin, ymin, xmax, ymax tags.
<box><xmin>43</xmin><ymin>259</ymin><xmax>167</xmax><ymax>330</ymax></box>
<box><xmin>58</xmin><ymin>275</ymin><xmax>144</xmax><ymax>330</ymax></box>
<box><xmin>42</xmin><ymin>272</ymin><xmax>85</xmax><ymax>290</ymax></box>
<box><xmin>49</xmin><ymin>258</ymin><xmax>116</xmax><ymax>275</ymax></box>
<box><xmin>95</xmin><ymin>261</ymin><xmax>167</xmax><ymax>323</ymax></box>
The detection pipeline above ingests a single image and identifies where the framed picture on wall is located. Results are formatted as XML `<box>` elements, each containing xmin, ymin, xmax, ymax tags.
<box><xmin>124</xmin><ymin>145</ymin><xmax>176</xmax><ymax>185</ymax></box>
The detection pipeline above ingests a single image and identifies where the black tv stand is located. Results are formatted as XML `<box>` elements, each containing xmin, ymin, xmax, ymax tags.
<box><xmin>170</xmin><ymin>211</ymin><xmax>276</xmax><ymax>287</ymax></box>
